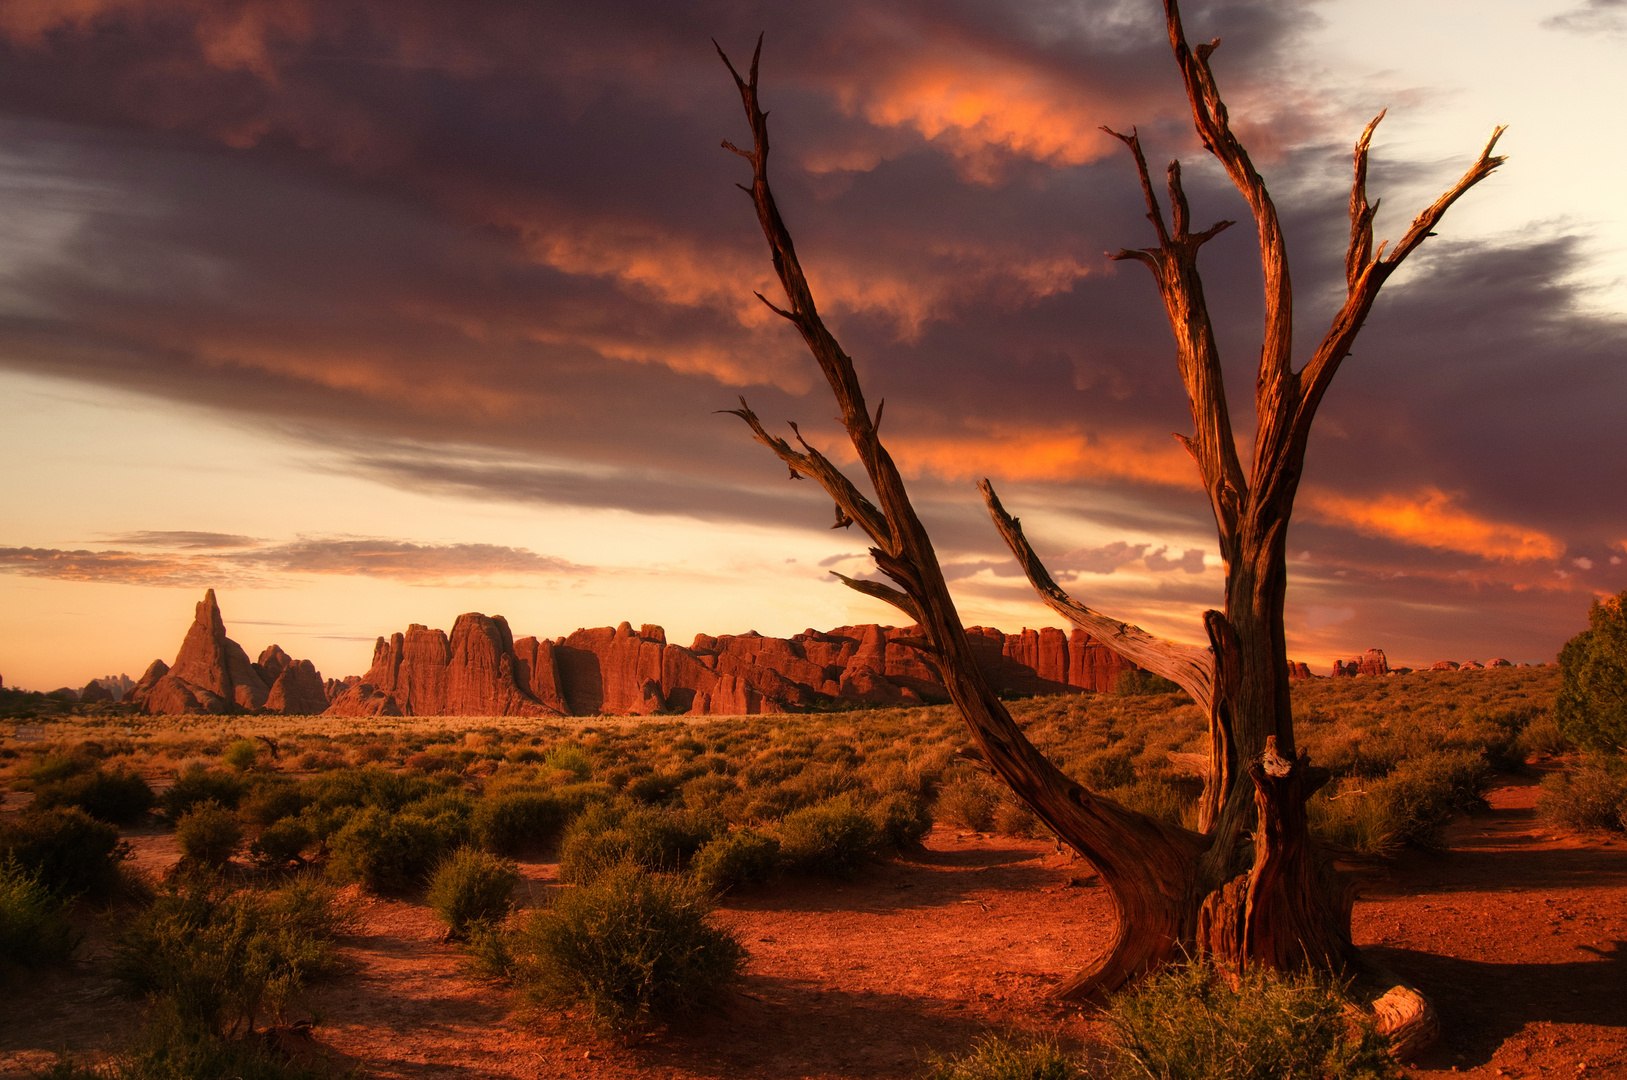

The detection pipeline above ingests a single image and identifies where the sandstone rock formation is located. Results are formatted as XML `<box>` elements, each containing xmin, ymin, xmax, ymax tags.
<box><xmin>1333</xmin><ymin>649</ymin><xmax>1390</xmax><ymax>677</ymax></box>
<box><xmin>1286</xmin><ymin>661</ymin><xmax>1313</xmax><ymax>680</ymax></box>
<box><xmin>132</xmin><ymin>590</ymin><xmax>1141</xmax><ymax>718</ymax></box>
<box><xmin>1431</xmin><ymin>660</ymin><xmax>1460</xmax><ymax>671</ymax></box>
<box><xmin>131</xmin><ymin>590</ymin><xmax>328</xmax><ymax>716</ymax></box>
<box><xmin>323</xmin><ymin>616</ymin><xmax>1140</xmax><ymax>718</ymax></box>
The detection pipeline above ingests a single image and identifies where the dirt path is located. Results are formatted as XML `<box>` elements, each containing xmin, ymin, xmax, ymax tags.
<box><xmin>3</xmin><ymin>779</ymin><xmax>1624</xmax><ymax>1079</ymax></box>
<box><xmin>1354</xmin><ymin>774</ymin><xmax>1627</xmax><ymax>1078</ymax></box>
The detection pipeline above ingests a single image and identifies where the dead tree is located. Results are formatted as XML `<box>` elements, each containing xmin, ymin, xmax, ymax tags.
<box><xmin>717</xmin><ymin>0</ymin><xmax>1500</xmax><ymax>1055</ymax></box>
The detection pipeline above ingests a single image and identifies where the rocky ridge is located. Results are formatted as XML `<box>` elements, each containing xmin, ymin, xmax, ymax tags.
<box><xmin>133</xmin><ymin>590</ymin><xmax>1143</xmax><ymax>717</ymax></box>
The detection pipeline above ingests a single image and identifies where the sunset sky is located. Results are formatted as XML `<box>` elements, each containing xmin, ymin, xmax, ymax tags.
<box><xmin>2</xmin><ymin>0</ymin><xmax>1625</xmax><ymax>692</ymax></box>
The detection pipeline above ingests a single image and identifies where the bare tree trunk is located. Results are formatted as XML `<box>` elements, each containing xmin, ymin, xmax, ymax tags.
<box><xmin>714</xmin><ymin>0</ymin><xmax>1499</xmax><ymax>1053</ymax></box>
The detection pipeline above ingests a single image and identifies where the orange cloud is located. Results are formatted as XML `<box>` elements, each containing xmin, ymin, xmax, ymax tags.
<box><xmin>1302</xmin><ymin>487</ymin><xmax>1564</xmax><ymax>562</ymax></box>
<box><xmin>480</xmin><ymin>201</ymin><xmax>1092</xmax><ymax>348</ymax></box>
<box><xmin>821</xmin><ymin>14</ymin><xmax>1144</xmax><ymax>179</ymax></box>
<box><xmin>883</xmin><ymin>424</ymin><xmax>1200</xmax><ymax>488</ymax></box>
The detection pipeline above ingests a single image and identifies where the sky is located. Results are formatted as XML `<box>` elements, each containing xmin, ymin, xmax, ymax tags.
<box><xmin>1</xmin><ymin>0</ymin><xmax>1624</xmax><ymax>692</ymax></box>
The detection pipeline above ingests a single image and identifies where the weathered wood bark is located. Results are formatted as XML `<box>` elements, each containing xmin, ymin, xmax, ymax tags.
<box><xmin>716</xmin><ymin>0</ymin><xmax>1499</xmax><ymax>1054</ymax></box>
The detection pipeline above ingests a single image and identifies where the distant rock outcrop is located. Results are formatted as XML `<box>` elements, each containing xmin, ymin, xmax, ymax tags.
<box><xmin>1431</xmin><ymin>660</ymin><xmax>1460</xmax><ymax>671</ymax></box>
<box><xmin>323</xmin><ymin>616</ymin><xmax>1139</xmax><ymax>718</ymax></box>
<box><xmin>133</xmin><ymin>589</ymin><xmax>1142</xmax><ymax>718</ymax></box>
<box><xmin>132</xmin><ymin>590</ymin><xmax>327</xmax><ymax>716</ymax></box>
<box><xmin>1332</xmin><ymin>649</ymin><xmax>1389</xmax><ymax>677</ymax></box>
<box><xmin>1286</xmin><ymin>661</ymin><xmax>1313</xmax><ymax>680</ymax></box>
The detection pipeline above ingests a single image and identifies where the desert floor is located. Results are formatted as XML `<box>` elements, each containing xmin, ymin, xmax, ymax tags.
<box><xmin>1</xmin><ymin>766</ymin><xmax>1623</xmax><ymax>1080</ymax></box>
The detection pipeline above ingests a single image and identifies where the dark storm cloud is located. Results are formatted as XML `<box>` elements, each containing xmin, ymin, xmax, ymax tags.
<box><xmin>0</xmin><ymin>0</ymin><xmax>1621</xmax><ymax>659</ymax></box>
<box><xmin>0</xmin><ymin>538</ymin><xmax>589</xmax><ymax>585</ymax></box>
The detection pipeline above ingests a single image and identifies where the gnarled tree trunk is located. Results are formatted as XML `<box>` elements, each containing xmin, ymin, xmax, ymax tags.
<box><xmin>715</xmin><ymin>1</ymin><xmax>1499</xmax><ymax>1057</ymax></box>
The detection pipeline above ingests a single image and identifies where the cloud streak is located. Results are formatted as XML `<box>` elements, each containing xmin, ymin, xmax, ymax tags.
<box><xmin>0</xmin><ymin>538</ymin><xmax>589</xmax><ymax>587</ymax></box>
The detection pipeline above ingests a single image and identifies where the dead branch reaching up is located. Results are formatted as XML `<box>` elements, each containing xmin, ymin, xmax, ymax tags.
<box><xmin>980</xmin><ymin>478</ymin><xmax>1215</xmax><ymax>710</ymax></box>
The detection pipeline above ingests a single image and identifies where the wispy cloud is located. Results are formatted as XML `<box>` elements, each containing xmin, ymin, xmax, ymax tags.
<box><xmin>103</xmin><ymin>530</ymin><xmax>261</xmax><ymax>549</ymax></box>
<box><xmin>0</xmin><ymin>537</ymin><xmax>590</xmax><ymax>586</ymax></box>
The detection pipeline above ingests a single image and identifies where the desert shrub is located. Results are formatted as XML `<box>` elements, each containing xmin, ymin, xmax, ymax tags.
<box><xmin>871</xmin><ymin>789</ymin><xmax>934</xmax><ymax>848</ymax></box>
<box><xmin>776</xmin><ymin>795</ymin><xmax>883</xmax><ymax>879</ymax></box>
<box><xmin>299</xmin><ymin>766</ymin><xmax>436</xmax><ymax>814</ymax></box>
<box><xmin>237</xmin><ymin>777</ymin><xmax>311</xmax><ymax>828</ymax></box>
<box><xmin>0</xmin><ymin>857</ymin><xmax>78</xmax><ymax>971</ymax></box>
<box><xmin>1537</xmin><ymin>758</ymin><xmax>1627</xmax><ymax>833</ymax></box>
<box><xmin>1105</xmin><ymin>776</ymin><xmax>1199</xmax><ymax>830</ymax></box>
<box><xmin>922</xmin><ymin>1033</ymin><xmax>1083</xmax><ymax>1080</ymax></box>
<box><xmin>1307</xmin><ymin>780</ymin><xmax>1404</xmax><ymax>857</ymax></box>
<box><xmin>625</xmin><ymin>770</ymin><xmax>687</xmax><ymax>804</ymax></box>
<box><xmin>175</xmin><ymin>802</ymin><xmax>244</xmax><ymax>866</ymax></box>
<box><xmin>1517</xmin><ymin>714</ymin><xmax>1571</xmax><ymax>759</ymax></box>
<box><xmin>223</xmin><ymin>739</ymin><xmax>261</xmax><ymax>772</ymax></box>
<box><xmin>1310</xmin><ymin>750</ymin><xmax>1490</xmax><ymax>854</ymax></box>
<box><xmin>33</xmin><ymin>766</ymin><xmax>155</xmax><ymax>824</ymax></box>
<box><xmin>295</xmin><ymin>750</ymin><xmax>347</xmax><ymax>772</ymax></box>
<box><xmin>1554</xmin><ymin>590</ymin><xmax>1627</xmax><ymax>753</ymax></box>
<box><xmin>993</xmin><ymin>797</ymin><xmax>1038</xmax><ymax>838</ymax></box>
<box><xmin>403</xmin><ymin>752</ymin><xmax>453</xmax><ymax>773</ymax></box>
<box><xmin>557</xmin><ymin>803</ymin><xmax>718</xmax><ymax>884</ymax></box>
<box><xmin>427</xmin><ymin>848</ymin><xmax>521</xmax><ymax>937</ymax></box>
<box><xmin>249</xmin><ymin>818</ymin><xmax>315</xmax><ymax>868</ymax></box>
<box><xmin>1114</xmin><ymin>670</ymin><xmax>1184</xmax><ymax>697</ymax></box>
<box><xmin>689</xmin><ymin>828</ymin><xmax>781</xmax><ymax>893</ymax></box>
<box><xmin>42</xmin><ymin>1005</ymin><xmax>349</xmax><ymax>1080</ymax></box>
<box><xmin>471</xmin><ymin>789</ymin><xmax>573</xmax><ymax>855</ymax></box>
<box><xmin>543</xmin><ymin>743</ymin><xmax>595</xmax><ymax>781</ymax></box>
<box><xmin>1377</xmin><ymin>750</ymin><xmax>1490</xmax><ymax>849</ymax></box>
<box><xmin>161</xmin><ymin>766</ymin><xmax>247</xmax><ymax>820</ymax></box>
<box><xmin>936</xmin><ymin>776</ymin><xmax>999</xmax><ymax>831</ymax></box>
<box><xmin>513</xmin><ymin>863</ymin><xmax>744</xmax><ymax>1031</ymax></box>
<box><xmin>111</xmin><ymin>875</ymin><xmax>349</xmax><ymax>1035</ymax></box>
<box><xmin>326</xmin><ymin>805</ymin><xmax>458</xmax><ymax>892</ymax></box>
<box><xmin>1098</xmin><ymin>961</ymin><xmax>1400</xmax><ymax>1080</ymax></box>
<box><xmin>0</xmin><ymin>807</ymin><xmax>127</xmax><ymax>897</ymax></box>
<box><xmin>1076</xmin><ymin>748</ymin><xmax>1137</xmax><ymax>792</ymax></box>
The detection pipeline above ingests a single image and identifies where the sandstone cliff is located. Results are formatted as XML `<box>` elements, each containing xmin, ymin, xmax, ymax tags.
<box><xmin>321</xmin><ymin>615</ymin><xmax>1139</xmax><ymax>718</ymax></box>
<box><xmin>133</xmin><ymin>589</ymin><xmax>1143</xmax><ymax>718</ymax></box>
<box><xmin>131</xmin><ymin>590</ymin><xmax>329</xmax><ymax>716</ymax></box>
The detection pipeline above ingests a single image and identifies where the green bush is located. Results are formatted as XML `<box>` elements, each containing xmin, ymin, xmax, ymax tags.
<box><xmin>542</xmin><ymin>743</ymin><xmax>595</xmax><ymax>781</ymax></box>
<box><xmin>689</xmin><ymin>828</ymin><xmax>781</xmax><ymax>893</ymax></box>
<box><xmin>923</xmin><ymin>1033</ymin><xmax>1083</xmax><ymax>1080</ymax></box>
<box><xmin>175</xmin><ymin>802</ymin><xmax>244</xmax><ymax>866</ymax></box>
<box><xmin>471</xmin><ymin>789</ymin><xmax>573</xmax><ymax>856</ymax></box>
<box><xmin>299</xmin><ymin>766</ymin><xmax>436</xmax><ymax>814</ymax></box>
<box><xmin>1105</xmin><ymin>776</ymin><xmax>1199</xmax><ymax>830</ymax></box>
<box><xmin>514</xmin><ymin>863</ymin><xmax>744</xmax><ymax>1031</ymax></box>
<box><xmin>160</xmin><ymin>766</ymin><xmax>247</xmax><ymax>820</ymax></box>
<box><xmin>1536</xmin><ymin>759</ymin><xmax>1627</xmax><ymax>833</ymax></box>
<box><xmin>557</xmin><ymin>803</ymin><xmax>718</xmax><ymax>884</ymax></box>
<box><xmin>1310</xmin><ymin>750</ymin><xmax>1490</xmax><ymax>854</ymax></box>
<box><xmin>42</xmin><ymin>1007</ymin><xmax>347</xmax><ymax>1080</ymax></box>
<box><xmin>936</xmin><ymin>776</ymin><xmax>998</xmax><ymax>831</ymax></box>
<box><xmin>237</xmin><ymin>777</ymin><xmax>311</xmax><ymax>828</ymax></box>
<box><xmin>872</xmin><ymin>789</ymin><xmax>934</xmax><ymax>848</ymax></box>
<box><xmin>426</xmin><ymin>848</ymin><xmax>521</xmax><ymax>937</ymax></box>
<box><xmin>326</xmin><ymin>806</ymin><xmax>448</xmax><ymax>892</ymax></box>
<box><xmin>0</xmin><ymin>856</ymin><xmax>78</xmax><ymax>971</ymax></box>
<box><xmin>0</xmin><ymin>807</ymin><xmax>127</xmax><ymax>897</ymax></box>
<box><xmin>223</xmin><ymin>739</ymin><xmax>261</xmax><ymax>772</ymax></box>
<box><xmin>776</xmin><ymin>795</ymin><xmax>883</xmax><ymax>879</ymax></box>
<box><xmin>33</xmin><ymin>766</ymin><xmax>155</xmax><ymax>824</ymax></box>
<box><xmin>1555</xmin><ymin>591</ymin><xmax>1627</xmax><ymax>753</ymax></box>
<box><xmin>1099</xmin><ymin>962</ymin><xmax>1400</xmax><ymax>1080</ymax></box>
<box><xmin>111</xmin><ymin>875</ymin><xmax>349</xmax><ymax>1035</ymax></box>
<box><xmin>249</xmin><ymin>818</ymin><xmax>315</xmax><ymax>868</ymax></box>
